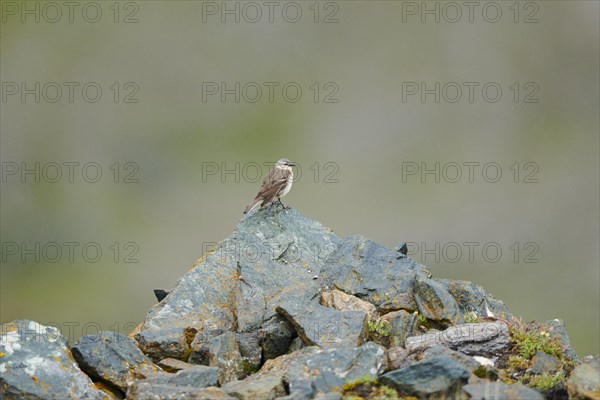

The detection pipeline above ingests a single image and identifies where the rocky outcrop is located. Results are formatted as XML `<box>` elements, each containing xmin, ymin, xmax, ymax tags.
<box><xmin>0</xmin><ymin>205</ymin><xmax>591</xmax><ymax>400</ymax></box>
<box><xmin>0</xmin><ymin>320</ymin><xmax>106</xmax><ymax>400</ymax></box>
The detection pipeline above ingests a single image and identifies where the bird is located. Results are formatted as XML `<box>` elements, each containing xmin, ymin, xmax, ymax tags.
<box><xmin>244</xmin><ymin>158</ymin><xmax>295</xmax><ymax>214</ymax></box>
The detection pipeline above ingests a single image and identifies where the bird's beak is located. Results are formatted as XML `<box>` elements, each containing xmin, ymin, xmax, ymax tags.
<box><xmin>289</xmin><ymin>162</ymin><xmax>295</xmax><ymax>166</ymax></box>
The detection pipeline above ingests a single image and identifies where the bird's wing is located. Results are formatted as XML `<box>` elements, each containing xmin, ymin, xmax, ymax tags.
<box><xmin>256</xmin><ymin>168</ymin><xmax>290</xmax><ymax>202</ymax></box>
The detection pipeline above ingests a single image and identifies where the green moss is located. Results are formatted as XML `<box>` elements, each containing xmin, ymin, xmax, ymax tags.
<box><xmin>524</xmin><ymin>371</ymin><xmax>566</xmax><ymax>390</ymax></box>
<box><xmin>367</xmin><ymin>319</ymin><xmax>390</xmax><ymax>337</ymax></box>
<box><xmin>415</xmin><ymin>312</ymin><xmax>430</xmax><ymax>329</ymax></box>
<box><xmin>342</xmin><ymin>375</ymin><xmax>377</xmax><ymax>391</ymax></box>
<box><xmin>464</xmin><ymin>311</ymin><xmax>480</xmax><ymax>323</ymax></box>
<box><xmin>509</xmin><ymin>321</ymin><xmax>565</xmax><ymax>360</ymax></box>
<box><xmin>507</xmin><ymin>355</ymin><xmax>530</xmax><ymax>371</ymax></box>
<box><xmin>340</xmin><ymin>375</ymin><xmax>400</xmax><ymax>400</ymax></box>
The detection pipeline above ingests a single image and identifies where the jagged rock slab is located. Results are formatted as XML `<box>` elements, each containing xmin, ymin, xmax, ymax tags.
<box><xmin>405</xmin><ymin>321</ymin><xmax>509</xmax><ymax>356</ymax></box>
<box><xmin>438</xmin><ymin>279</ymin><xmax>511</xmax><ymax>318</ymax></box>
<box><xmin>222</xmin><ymin>373</ymin><xmax>286</xmax><ymax>400</ymax></box>
<box><xmin>319</xmin><ymin>235</ymin><xmax>429</xmax><ymax>312</ymax></box>
<box><xmin>156</xmin><ymin>358</ymin><xmax>193</xmax><ymax>373</ymax></box>
<box><xmin>284</xmin><ymin>342</ymin><xmax>386</xmax><ymax>399</ymax></box>
<box><xmin>71</xmin><ymin>331</ymin><xmax>161</xmax><ymax>392</ymax></box>
<box><xmin>276</xmin><ymin>289</ymin><xmax>368</xmax><ymax>348</ymax></box>
<box><xmin>530</xmin><ymin>350</ymin><xmax>561</xmax><ymax>375</ymax></box>
<box><xmin>189</xmin><ymin>332</ymin><xmax>244</xmax><ymax>383</ymax></box>
<box><xmin>421</xmin><ymin>345</ymin><xmax>481</xmax><ymax>372</ymax></box>
<box><xmin>256</xmin><ymin>315</ymin><xmax>296</xmax><ymax>361</ymax></box>
<box><xmin>567</xmin><ymin>356</ymin><xmax>600</xmax><ymax>400</ymax></box>
<box><xmin>126</xmin><ymin>365</ymin><xmax>222</xmax><ymax>399</ymax></box>
<box><xmin>320</xmin><ymin>289</ymin><xmax>378</xmax><ymax>318</ymax></box>
<box><xmin>539</xmin><ymin>319</ymin><xmax>578</xmax><ymax>360</ymax></box>
<box><xmin>463</xmin><ymin>382</ymin><xmax>544</xmax><ymax>400</ymax></box>
<box><xmin>385</xmin><ymin>344</ymin><xmax>480</xmax><ymax>373</ymax></box>
<box><xmin>380</xmin><ymin>310</ymin><xmax>419</xmax><ymax>347</ymax></box>
<box><xmin>0</xmin><ymin>320</ymin><xmax>106</xmax><ymax>400</ymax></box>
<box><xmin>136</xmin><ymin>206</ymin><xmax>339</xmax><ymax>361</ymax></box>
<box><xmin>414</xmin><ymin>276</ymin><xmax>464</xmax><ymax>325</ymax></box>
<box><xmin>379</xmin><ymin>355</ymin><xmax>470</xmax><ymax>397</ymax></box>
<box><xmin>251</xmin><ymin>342</ymin><xmax>385</xmax><ymax>399</ymax></box>
<box><xmin>234</xmin><ymin>333</ymin><xmax>262</xmax><ymax>374</ymax></box>
<box><xmin>127</xmin><ymin>385</ymin><xmax>234</xmax><ymax>400</ymax></box>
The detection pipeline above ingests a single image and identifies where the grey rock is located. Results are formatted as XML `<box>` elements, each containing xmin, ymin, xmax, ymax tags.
<box><xmin>421</xmin><ymin>345</ymin><xmax>481</xmax><ymax>372</ymax></box>
<box><xmin>319</xmin><ymin>235</ymin><xmax>430</xmax><ymax>312</ymax></box>
<box><xmin>405</xmin><ymin>321</ymin><xmax>509</xmax><ymax>356</ymax></box>
<box><xmin>71</xmin><ymin>331</ymin><xmax>161</xmax><ymax>392</ymax></box>
<box><xmin>253</xmin><ymin>342</ymin><xmax>385</xmax><ymax>399</ymax></box>
<box><xmin>127</xmin><ymin>385</ymin><xmax>234</xmax><ymax>400</ymax></box>
<box><xmin>126</xmin><ymin>366</ymin><xmax>222</xmax><ymax>399</ymax></box>
<box><xmin>189</xmin><ymin>332</ymin><xmax>244</xmax><ymax>383</ymax></box>
<box><xmin>415</xmin><ymin>276</ymin><xmax>464</xmax><ymax>325</ymax></box>
<box><xmin>222</xmin><ymin>373</ymin><xmax>286</xmax><ymax>400</ymax></box>
<box><xmin>438</xmin><ymin>279</ymin><xmax>511</xmax><ymax>319</ymax></box>
<box><xmin>380</xmin><ymin>310</ymin><xmax>419</xmax><ymax>347</ymax></box>
<box><xmin>539</xmin><ymin>319</ymin><xmax>578</xmax><ymax>360</ymax></box>
<box><xmin>530</xmin><ymin>350</ymin><xmax>561</xmax><ymax>375</ymax></box>
<box><xmin>321</xmin><ymin>289</ymin><xmax>378</xmax><ymax>318</ymax></box>
<box><xmin>134</xmin><ymin>327</ymin><xmax>191</xmax><ymax>362</ymax></box>
<box><xmin>379</xmin><ymin>355</ymin><xmax>470</xmax><ymax>397</ymax></box>
<box><xmin>0</xmin><ymin>320</ymin><xmax>105</xmax><ymax>400</ymax></box>
<box><xmin>156</xmin><ymin>358</ymin><xmax>194</xmax><ymax>373</ymax></box>
<box><xmin>257</xmin><ymin>315</ymin><xmax>296</xmax><ymax>361</ymax></box>
<box><xmin>283</xmin><ymin>342</ymin><xmax>386</xmax><ymax>399</ymax></box>
<box><xmin>286</xmin><ymin>337</ymin><xmax>305</xmax><ymax>354</ymax></box>
<box><xmin>234</xmin><ymin>333</ymin><xmax>262</xmax><ymax>374</ymax></box>
<box><xmin>463</xmin><ymin>381</ymin><xmax>544</xmax><ymax>400</ymax></box>
<box><xmin>276</xmin><ymin>288</ymin><xmax>368</xmax><ymax>348</ymax></box>
<box><xmin>139</xmin><ymin>365</ymin><xmax>219</xmax><ymax>386</ymax></box>
<box><xmin>136</xmin><ymin>206</ymin><xmax>339</xmax><ymax>361</ymax></box>
<box><xmin>386</xmin><ymin>346</ymin><xmax>411</xmax><ymax>371</ymax></box>
<box><xmin>567</xmin><ymin>356</ymin><xmax>600</xmax><ymax>400</ymax></box>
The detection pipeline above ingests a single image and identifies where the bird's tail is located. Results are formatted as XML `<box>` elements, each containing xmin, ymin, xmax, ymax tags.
<box><xmin>243</xmin><ymin>198</ymin><xmax>262</xmax><ymax>214</ymax></box>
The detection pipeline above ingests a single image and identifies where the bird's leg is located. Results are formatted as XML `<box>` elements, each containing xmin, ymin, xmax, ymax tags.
<box><xmin>277</xmin><ymin>197</ymin><xmax>289</xmax><ymax>210</ymax></box>
<box><xmin>281</xmin><ymin>198</ymin><xmax>291</xmax><ymax>210</ymax></box>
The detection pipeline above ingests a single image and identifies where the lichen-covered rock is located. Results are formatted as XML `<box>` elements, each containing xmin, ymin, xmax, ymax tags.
<box><xmin>320</xmin><ymin>289</ymin><xmax>378</xmax><ymax>318</ymax></box>
<box><xmin>276</xmin><ymin>288</ymin><xmax>368</xmax><ymax>348</ymax></box>
<box><xmin>405</xmin><ymin>321</ymin><xmax>509</xmax><ymax>356</ymax></box>
<box><xmin>249</xmin><ymin>342</ymin><xmax>385</xmax><ymax>399</ymax></box>
<box><xmin>156</xmin><ymin>358</ymin><xmax>193</xmax><ymax>373</ymax></box>
<box><xmin>256</xmin><ymin>315</ymin><xmax>296</xmax><ymax>361</ymax></box>
<box><xmin>567</xmin><ymin>356</ymin><xmax>600</xmax><ymax>400</ymax></box>
<box><xmin>71</xmin><ymin>331</ymin><xmax>161</xmax><ymax>392</ymax></box>
<box><xmin>380</xmin><ymin>310</ymin><xmax>419</xmax><ymax>347</ymax></box>
<box><xmin>0</xmin><ymin>320</ymin><xmax>106</xmax><ymax>400</ymax></box>
<box><xmin>530</xmin><ymin>350</ymin><xmax>561</xmax><ymax>375</ymax></box>
<box><xmin>126</xmin><ymin>365</ymin><xmax>222</xmax><ymax>399</ymax></box>
<box><xmin>222</xmin><ymin>373</ymin><xmax>286</xmax><ymax>400</ymax></box>
<box><xmin>188</xmin><ymin>332</ymin><xmax>244</xmax><ymax>383</ymax></box>
<box><xmin>414</xmin><ymin>276</ymin><xmax>464</xmax><ymax>325</ymax></box>
<box><xmin>437</xmin><ymin>279</ymin><xmax>511</xmax><ymax>319</ymax></box>
<box><xmin>127</xmin><ymin>385</ymin><xmax>233</xmax><ymax>400</ymax></box>
<box><xmin>319</xmin><ymin>235</ymin><xmax>429</xmax><ymax>312</ymax></box>
<box><xmin>283</xmin><ymin>342</ymin><xmax>386</xmax><ymax>399</ymax></box>
<box><xmin>234</xmin><ymin>333</ymin><xmax>262</xmax><ymax>374</ymax></box>
<box><xmin>135</xmin><ymin>205</ymin><xmax>339</xmax><ymax>361</ymax></box>
<box><xmin>463</xmin><ymin>381</ymin><xmax>544</xmax><ymax>400</ymax></box>
<box><xmin>379</xmin><ymin>354</ymin><xmax>470</xmax><ymax>397</ymax></box>
<box><xmin>539</xmin><ymin>319</ymin><xmax>578</xmax><ymax>360</ymax></box>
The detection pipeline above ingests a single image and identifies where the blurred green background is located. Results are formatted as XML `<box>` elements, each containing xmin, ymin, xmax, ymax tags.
<box><xmin>1</xmin><ymin>1</ymin><xmax>598</xmax><ymax>356</ymax></box>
